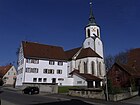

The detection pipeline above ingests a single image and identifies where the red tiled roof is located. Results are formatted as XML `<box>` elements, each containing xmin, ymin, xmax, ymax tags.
<box><xmin>65</xmin><ymin>47</ymin><xmax>81</xmax><ymax>60</ymax></box>
<box><xmin>22</xmin><ymin>41</ymin><xmax>67</xmax><ymax>60</ymax></box>
<box><xmin>76</xmin><ymin>48</ymin><xmax>102</xmax><ymax>59</ymax></box>
<box><xmin>70</xmin><ymin>69</ymin><xmax>102</xmax><ymax>81</ymax></box>
<box><xmin>115</xmin><ymin>62</ymin><xmax>140</xmax><ymax>78</ymax></box>
<box><xmin>0</xmin><ymin>65</ymin><xmax>12</xmax><ymax>77</ymax></box>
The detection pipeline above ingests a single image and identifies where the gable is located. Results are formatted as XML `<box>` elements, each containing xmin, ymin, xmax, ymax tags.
<box><xmin>70</xmin><ymin>70</ymin><xmax>102</xmax><ymax>81</ymax></box>
<box><xmin>65</xmin><ymin>47</ymin><xmax>81</xmax><ymax>60</ymax></box>
<box><xmin>76</xmin><ymin>47</ymin><xmax>102</xmax><ymax>60</ymax></box>
<box><xmin>0</xmin><ymin>65</ymin><xmax>12</xmax><ymax>77</ymax></box>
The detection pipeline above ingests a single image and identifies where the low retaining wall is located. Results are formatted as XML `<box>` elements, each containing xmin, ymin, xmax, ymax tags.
<box><xmin>109</xmin><ymin>91</ymin><xmax>138</xmax><ymax>101</ymax></box>
<box><xmin>16</xmin><ymin>83</ymin><xmax>58</xmax><ymax>93</ymax></box>
<box><xmin>69</xmin><ymin>88</ymin><xmax>105</xmax><ymax>99</ymax></box>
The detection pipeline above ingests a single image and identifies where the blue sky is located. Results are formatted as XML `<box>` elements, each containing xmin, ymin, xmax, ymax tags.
<box><xmin>0</xmin><ymin>0</ymin><xmax>140</xmax><ymax>66</ymax></box>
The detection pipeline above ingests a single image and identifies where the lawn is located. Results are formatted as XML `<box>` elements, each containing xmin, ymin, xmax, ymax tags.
<box><xmin>58</xmin><ymin>86</ymin><xmax>80</xmax><ymax>93</ymax></box>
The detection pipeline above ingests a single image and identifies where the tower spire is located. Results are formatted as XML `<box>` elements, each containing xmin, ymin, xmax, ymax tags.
<box><xmin>88</xmin><ymin>0</ymin><xmax>96</xmax><ymax>26</ymax></box>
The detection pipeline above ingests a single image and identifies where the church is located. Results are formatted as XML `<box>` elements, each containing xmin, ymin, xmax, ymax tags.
<box><xmin>15</xmin><ymin>2</ymin><xmax>105</xmax><ymax>88</ymax></box>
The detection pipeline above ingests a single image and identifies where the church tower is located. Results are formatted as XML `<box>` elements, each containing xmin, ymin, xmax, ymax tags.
<box><xmin>83</xmin><ymin>1</ymin><xmax>103</xmax><ymax>58</ymax></box>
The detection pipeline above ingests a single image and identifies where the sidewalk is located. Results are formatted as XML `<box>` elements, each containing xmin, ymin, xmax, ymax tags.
<box><xmin>1</xmin><ymin>99</ymin><xmax>18</xmax><ymax>105</ymax></box>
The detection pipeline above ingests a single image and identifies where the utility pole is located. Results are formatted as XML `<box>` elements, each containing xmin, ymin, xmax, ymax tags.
<box><xmin>105</xmin><ymin>74</ymin><xmax>109</xmax><ymax>101</ymax></box>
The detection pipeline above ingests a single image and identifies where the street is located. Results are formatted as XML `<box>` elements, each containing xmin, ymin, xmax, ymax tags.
<box><xmin>0</xmin><ymin>87</ymin><xmax>140</xmax><ymax>105</ymax></box>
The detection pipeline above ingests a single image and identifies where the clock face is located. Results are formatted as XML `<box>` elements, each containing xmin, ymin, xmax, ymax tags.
<box><xmin>92</xmin><ymin>27</ymin><xmax>96</xmax><ymax>32</ymax></box>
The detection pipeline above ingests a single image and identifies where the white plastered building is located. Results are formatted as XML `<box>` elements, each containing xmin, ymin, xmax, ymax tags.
<box><xmin>15</xmin><ymin>2</ymin><xmax>105</xmax><ymax>88</ymax></box>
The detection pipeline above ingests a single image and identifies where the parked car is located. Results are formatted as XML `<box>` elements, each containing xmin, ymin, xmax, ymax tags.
<box><xmin>22</xmin><ymin>86</ymin><xmax>39</xmax><ymax>95</ymax></box>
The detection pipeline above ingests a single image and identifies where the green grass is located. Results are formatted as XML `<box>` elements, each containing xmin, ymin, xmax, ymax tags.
<box><xmin>58</xmin><ymin>86</ymin><xmax>80</xmax><ymax>93</ymax></box>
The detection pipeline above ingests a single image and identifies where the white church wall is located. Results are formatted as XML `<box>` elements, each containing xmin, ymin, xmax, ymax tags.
<box><xmin>83</xmin><ymin>38</ymin><xmax>95</xmax><ymax>50</ymax></box>
<box><xmin>95</xmin><ymin>38</ymin><xmax>103</xmax><ymax>58</ymax></box>
<box><xmin>75</xmin><ymin>57</ymin><xmax>105</xmax><ymax>78</ymax></box>
<box><xmin>67</xmin><ymin>60</ymin><xmax>76</xmax><ymax>74</ymax></box>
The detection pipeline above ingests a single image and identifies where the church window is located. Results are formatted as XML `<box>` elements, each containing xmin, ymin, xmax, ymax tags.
<box><xmin>78</xmin><ymin>64</ymin><xmax>80</xmax><ymax>70</ymax></box>
<box><xmin>84</xmin><ymin>62</ymin><xmax>88</xmax><ymax>74</ymax></box>
<box><xmin>87</xmin><ymin>29</ymin><xmax>90</xmax><ymax>37</ymax></box>
<box><xmin>91</xmin><ymin>61</ymin><xmax>95</xmax><ymax>74</ymax></box>
<box><xmin>88</xmin><ymin>42</ymin><xmax>90</xmax><ymax>45</ymax></box>
<box><xmin>99</xmin><ymin>62</ymin><xmax>102</xmax><ymax>75</ymax></box>
<box><xmin>97</xmin><ymin>29</ymin><xmax>100</xmax><ymax>37</ymax></box>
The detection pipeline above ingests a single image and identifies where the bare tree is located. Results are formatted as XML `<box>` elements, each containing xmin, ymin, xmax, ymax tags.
<box><xmin>114</xmin><ymin>51</ymin><xmax>129</xmax><ymax>64</ymax></box>
<box><xmin>105</xmin><ymin>55</ymin><xmax>115</xmax><ymax>70</ymax></box>
<box><xmin>105</xmin><ymin>50</ymin><xmax>130</xmax><ymax>70</ymax></box>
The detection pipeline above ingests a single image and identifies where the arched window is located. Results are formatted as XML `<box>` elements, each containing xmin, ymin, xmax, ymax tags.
<box><xmin>91</xmin><ymin>61</ymin><xmax>95</xmax><ymax>74</ymax></box>
<box><xmin>87</xmin><ymin>29</ymin><xmax>90</xmax><ymax>37</ymax></box>
<box><xmin>99</xmin><ymin>62</ymin><xmax>102</xmax><ymax>75</ymax></box>
<box><xmin>78</xmin><ymin>63</ymin><xmax>80</xmax><ymax>70</ymax></box>
<box><xmin>97</xmin><ymin>29</ymin><xmax>100</xmax><ymax>37</ymax></box>
<box><xmin>84</xmin><ymin>62</ymin><xmax>87</xmax><ymax>74</ymax></box>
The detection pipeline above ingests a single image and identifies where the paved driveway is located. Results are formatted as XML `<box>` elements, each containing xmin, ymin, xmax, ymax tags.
<box><xmin>121</xmin><ymin>96</ymin><xmax>140</xmax><ymax>105</ymax></box>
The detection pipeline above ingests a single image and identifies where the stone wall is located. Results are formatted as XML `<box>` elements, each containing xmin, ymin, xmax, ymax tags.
<box><xmin>109</xmin><ymin>91</ymin><xmax>138</xmax><ymax>101</ymax></box>
<box><xmin>69</xmin><ymin>88</ymin><xmax>105</xmax><ymax>99</ymax></box>
<box><xmin>16</xmin><ymin>83</ymin><xmax>58</xmax><ymax>93</ymax></box>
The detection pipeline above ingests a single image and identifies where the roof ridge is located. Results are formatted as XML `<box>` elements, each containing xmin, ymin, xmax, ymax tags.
<box><xmin>22</xmin><ymin>41</ymin><xmax>63</xmax><ymax>48</ymax></box>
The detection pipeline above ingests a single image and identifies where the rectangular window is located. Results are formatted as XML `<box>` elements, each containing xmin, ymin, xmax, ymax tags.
<box><xmin>33</xmin><ymin>78</ymin><xmax>37</xmax><ymax>82</ymax></box>
<box><xmin>25</xmin><ymin>67</ymin><xmax>38</xmax><ymax>73</ymax></box>
<box><xmin>58</xmin><ymin>78</ymin><xmax>64</xmax><ymax>81</ymax></box>
<box><xmin>57</xmin><ymin>69</ymin><xmax>62</xmax><ymax>74</ymax></box>
<box><xmin>49</xmin><ymin>60</ymin><xmax>55</xmax><ymax>65</ymax></box>
<box><xmin>43</xmin><ymin>69</ymin><xmax>48</xmax><ymax>73</ymax></box>
<box><xmin>58</xmin><ymin>61</ymin><xmax>63</xmax><ymax>66</ymax></box>
<box><xmin>77</xmin><ymin>81</ymin><xmax>82</xmax><ymax>84</ymax></box>
<box><xmin>26</xmin><ymin>58</ymin><xmax>39</xmax><ymax>64</ymax></box>
<box><xmin>48</xmin><ymin>69</ymin><xmax>54</xmax><ymax>74</ymax></box>
<box><xmin>43</xmin><ymin>78</ymin><xmax>47</xmax><ymax>82</ymax></box>
<box><xmin>3</xmin><ymin>77</ymin><xmax>8</xmax><ymax>79</ymax></box>
<box><xmin>38</xmin><ymin>78</ymin><xmax>42</xmax><ymax>82</ymax></box>
<box><xmin>26</xmin><ymin>68</ymin><xmax>31</xmax><ymax>73</ymax></box>
<box><xmin>43</xmin><ymin>69</ymin><xmax>54</xmax><ymax>74</ymax></box>
<box><xmin>116</xmin><ymin>77</ymin><xmax>120</xmax><ymax>82</ymax></box>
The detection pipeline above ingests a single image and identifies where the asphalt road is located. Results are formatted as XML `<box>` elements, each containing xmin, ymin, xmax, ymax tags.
<box><xmin>0</xmin><ymin>89</ymin><xmax>64</xmax><ymax>105</ymax></box>
<box><xmin>0</xmin><ymin>88</ymin><xmax>96</xmax><ymax>105</ymax></box>
<box><xmin>0</xmin><ymin>87</ymin><xmax>140</xmax><ymax>105</ymax></box>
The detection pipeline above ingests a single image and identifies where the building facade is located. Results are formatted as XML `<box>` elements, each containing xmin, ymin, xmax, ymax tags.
<box><xmin>16</xmin><ymin>2</ymin><xmax>105</xmax><ymax>88</ymax></box>
<box><xmin>0</xmin><ymin>65</ymin><xmax>17</xmax><ymax>86</ymax></box>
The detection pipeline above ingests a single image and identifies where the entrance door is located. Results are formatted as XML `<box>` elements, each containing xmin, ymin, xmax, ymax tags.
<box><xmin>95</xmin><ymin>81</ymin><xmax>100</xmax><ymax>88</ymax></box>
<box><xmin>87</xmin><ymin>81</ymin><xmax>93</xmax><ymax>88</ymax></box>
<box><xmin>52</xmin><ymin>78</ymin><xmax>56</xmax><ymax>84</ymax></box>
